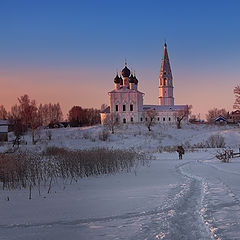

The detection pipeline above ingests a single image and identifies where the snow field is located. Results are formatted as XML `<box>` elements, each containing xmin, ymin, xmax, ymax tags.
<box><xmin>1</xmin><ymin>124</ymin><xmax>240</xmax><ymax>239</ymax></box>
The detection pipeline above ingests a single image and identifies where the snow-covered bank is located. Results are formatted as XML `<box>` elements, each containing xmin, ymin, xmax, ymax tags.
<box><xmin>1</xmin><ymin>124</ymin><xmax>240</xmax><ymax>239</ymax></box>
<box><xmin>1</xmin><ymin>124</ymin><xmax>240</xmax><ymax>154</ymax></box>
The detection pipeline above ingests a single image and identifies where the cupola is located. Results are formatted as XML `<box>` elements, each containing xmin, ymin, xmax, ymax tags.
<box><xmin>129</xmin><ymin>74</ymin><xmax>135</xmax><ymax>83</ymax></box>
<box><xmin>134</xmin><ymin>74</ymin><xmax>138</xmax><ymax>85</ymax></box>
<box><xmin>121</xmin><ymin>66</ymin><xmax>130</xmax><ymax>77</ymax></box>
<box><xmin>114</xmin><ymin>73</ymin><xmax>120</xmax><ymax>84</ymax></box>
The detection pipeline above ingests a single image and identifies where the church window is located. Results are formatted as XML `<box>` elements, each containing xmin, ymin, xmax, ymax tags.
<box><xmin>123</xmin><ymin>118</ymin><xmax>126</xmax><ymax>123</ymax></box>
<box><xmin>123</xmin><ymin>104</ymin><xmax>126</xmax><ymax>111</ymax></box>
<box><xmin>163</xmin><ymin>117</ymin><xmax>165</xmax><ymax>121</ymax></box>
<box><xmin>140</xmin><ymin>117</ymin><xmax>143</xmax><ymax>122</ymax></box>
<box><xmin>130</xmin><ymin>104</ymin><xmax>133</xmax><ymax>111</ymax></box>
<box><xmin>131</xmin><ymin>117</ymin><xmax>133</xmax><ymax>122</ymax></box>
<box><xmin>115</xmin><ymin>105</ymin><xmax>118</xmax><ymax>112</ymax></box>
<box><xmin>164</xmin><ymin>78</ymin><xmax>167</xmax><ymax>85</ymax></box>
<box><xmin>169</xmin><ymin>117</ymin><xmax>171</xmax><ymax>121</ymax></box>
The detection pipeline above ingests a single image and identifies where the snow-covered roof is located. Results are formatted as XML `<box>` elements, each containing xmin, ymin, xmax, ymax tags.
<box><xmin>0</xmin><ymin>125</ymin><xmax>8</xmax><ymax>133</ymax></box>
<box><xmin>100</xmin><ymin>106</ymin><xmax>110</xmax><ymax>114</ymax></box>
<box><xmin>0</xmin><ymin>120</ymin><xmax>8</xmax><ymax>125</ymax></box>
<box><xmin>214</xmin><ymin>116</ymin><xmax>227</xmax><ymax>122</ymax></box>
<box><xmin>142</xmin><ymin>105</ymin><xmax>187</xmax><ymax>112</ymax></box>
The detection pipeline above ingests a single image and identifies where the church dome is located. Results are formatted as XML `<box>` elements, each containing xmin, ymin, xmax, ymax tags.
<box><xmin>119</xmin><ymin>76</ymin><xmax>123</xmax><ymax>85</ymax></box>
<box><xmin>121</xmin><ymin>66</ymin><xmax>130</xmax><ymax>77</ymax></box>
<box><xmin>114</xmin><ymin>73</ymin><xmax>120</xmax><ymax>83</ymax></box>
<box><xmin>134</xmin><ymin>75</ymin><xmax>138</xmax><ymax>84</ymax></box>
<box><xmin>129</xmin><ymin>74</ymin><xmax>135</xmax><ymax>83</ymax></box>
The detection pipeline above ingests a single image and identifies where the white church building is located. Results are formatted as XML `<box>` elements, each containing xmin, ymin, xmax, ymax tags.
<box><xmin>100</xmin><ymin>42</ymin><xmax>188</xmax><ymax>124</ymax></box>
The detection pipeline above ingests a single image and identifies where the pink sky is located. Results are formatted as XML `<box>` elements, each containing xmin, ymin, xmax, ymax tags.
<box><xmin>0</xmin><ymin>66</ymin><xmax>237</xmax><ymax>120</ymax></box>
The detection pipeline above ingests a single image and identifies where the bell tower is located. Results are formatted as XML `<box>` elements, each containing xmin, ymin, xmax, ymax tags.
<box><xmin>158</xmin><ymin>42</ymin><xmax>174</xmax><ymax>106</ymax></box>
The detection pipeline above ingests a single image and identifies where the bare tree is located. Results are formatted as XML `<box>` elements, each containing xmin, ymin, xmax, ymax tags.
<box><xmin>12</xmin><ymin>119</ymin><xmax>24</xmax><ymax>148</ymax></box>
<box><xmin>9</xmin><ymin>104</ymin><xmax>21</xmax><ymax>122</ymax></box>
<box><xmin>17</xmin><ymin>94</ymin><xmax>40</xmax><ymax>144</ymax></box>
<box><xmin>234</xmin><ymin>85</ymin><xmax>240</xmax><ymax>110</ymax></box>
<box><xmin>143</xmin><ymin>110</ymin><xmax>158</xmax><ymax>131</ymax></box>
<box><xmin>0</xmin><ymin>105</ymin><xmax>7</xmax><ymax>119</ymax></box>
<box><xmin>103</xmin><ymin>113</ymin><xmax>119</xmax><ymax>134</ymax></box>
<box><xmin>174</xmin><ymin>105</ymin><xmax>189</xmax><ymax>129</ymax></box>
<box><xmin>100</xmin><ymin>104</ymin><xmax>108</xmax><ymax>112</ymax></box>
<box><xmin>39</xmin><ymin>103</ymin><xmax>63</xmax><ymax>127</ymax></box>
<box><xmin>68</xmin><ymin>106</ymin><xmax>100</xmax><ymax>127</ymax></box>
<box><xmin>206</xmin><ymin>108</ymin><xmax>228</xmax><ymax>123</ymax></box>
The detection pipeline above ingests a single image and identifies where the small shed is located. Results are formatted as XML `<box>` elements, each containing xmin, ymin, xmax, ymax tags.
<box><xmin>214</xmin><ymin>116</ymin><xmax>227</xmax><ymax>125</ymax></box>
<box><xmin>0</xmin><ymin>120</ymin><xmax>8</xmax><ymax>141</ymax></box>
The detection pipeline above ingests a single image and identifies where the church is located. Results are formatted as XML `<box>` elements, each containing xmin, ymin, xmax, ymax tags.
<box><xmin>100</xmin><ymin>42</ymin><xmax>188</xmax><ymax>125</ymax></box>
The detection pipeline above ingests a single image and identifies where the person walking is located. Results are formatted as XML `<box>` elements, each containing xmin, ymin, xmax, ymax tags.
<box><xmin>177</xmin><ymin>146</ymin><xmax>185</xmax><ymax>160</ymax></box>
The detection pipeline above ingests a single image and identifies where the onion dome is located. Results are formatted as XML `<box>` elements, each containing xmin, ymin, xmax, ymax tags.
<box><xmin>119</xmin><ymin>76</ymin><xmax>123</xmax><ymax>85</ymax></box>
<box><xmin>129</xmin><ymin>74</ymin><xmax>135</xmax><ymax>83</ymax></box>
<box><xmin>114</xmin><ymin>73</ymin><xmax>120</xmax><ymax>84</ymax></box>
<box><xmin>121</xmin><ymin>66</ymin><xmax>130</xmax><ymax>77</ymax></box>
<box><xmin>134</xmin><ymin>75</ymin><xmax>138</xmax><ymax>84</ymax></box>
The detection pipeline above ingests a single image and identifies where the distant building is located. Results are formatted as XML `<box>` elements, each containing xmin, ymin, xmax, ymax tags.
<box><xmin>228</xmin><ymin>110</ymin><xmax>240</xmax><ymax>124</ymax></box>
<box><xmin>0</xmin><ymin>120</ymin><xmax>8</xmax><ymax>141</ymax></box>
<box><xmin>214</xmin><ymin>116</ymin><xmax>227</xmax><ymax>125</ymax></box>
<box><xmin>100</xmin><ymin>42</ymin><xmax>188</xmax><ymax>124</ymax></box>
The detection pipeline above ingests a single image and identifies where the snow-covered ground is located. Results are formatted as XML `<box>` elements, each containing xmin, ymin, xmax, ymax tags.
<box><xmin>1</xmin><ymin>124</ymin><xmax>240</xmax><ymax>239</ymax></box>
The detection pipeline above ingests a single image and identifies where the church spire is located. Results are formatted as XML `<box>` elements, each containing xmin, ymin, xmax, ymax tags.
<box><xmin>160</xmin><ymin>41</ymin><xmax>172</xmax><ymax>83</ymax></box>
<box><xmin>159</xmin><ymin>41</ymin><xmax>174</xmax><ymax>106</ymax></box>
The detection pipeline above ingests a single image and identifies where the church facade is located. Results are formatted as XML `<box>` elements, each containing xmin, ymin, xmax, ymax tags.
<box><xmin>100</xmin><ymin>42</ymin><xmax>188</xmax><ymax>125</ymax></box>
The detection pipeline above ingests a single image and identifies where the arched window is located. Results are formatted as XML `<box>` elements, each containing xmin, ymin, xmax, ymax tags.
<box><xmin>164</xmin><ymin>78</ymin><xmax>167</xmax><ymax>85</ymax></box>
<box><xmin>131</xmin><ymin>117</ymin><xmax>133</xmax><ymax>122</ymax></box>
<box><xmin>123</xmin><ymin>118</ymin><xmax>126</xmax><ymax>124</ymax></box>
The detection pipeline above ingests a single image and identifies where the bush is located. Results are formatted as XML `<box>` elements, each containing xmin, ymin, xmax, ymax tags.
<box><xmin>0</xmin><ymin>148</ymin><xmax>148</xmax><ymax>194</ymax></box>
<box><xmin>98</xmin><ymin>129</ymin><xmax>110</xmax><ymax>141</ymax></box>
<box><xmin>205</xmin><ymin>134</ymin><xmax>225</xmax><ymax>148</ymax></box>
<box><xmin>158</xmin><ymin>146</ymin><xmax>177</xmax><ymax>153</ymax></box>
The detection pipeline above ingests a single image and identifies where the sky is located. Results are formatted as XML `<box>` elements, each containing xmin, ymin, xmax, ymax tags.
<box><xmin>0</xmin><ymin>0</ymin><xmax>240</xmax><ymax>119</ymax></box>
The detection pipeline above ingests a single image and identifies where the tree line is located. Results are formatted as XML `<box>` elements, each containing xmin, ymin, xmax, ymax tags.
<box><xmin>204</xmin><ymin>85</ymin><xmax>240</xmax><ymax>122</ymax></box>
<box><xmin>0</xmin><ymin>94</ymin><xmax>102</xmax><ymax>143</ymax></box>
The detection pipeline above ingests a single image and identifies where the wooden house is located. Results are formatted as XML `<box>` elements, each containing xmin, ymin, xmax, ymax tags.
<box><xmin>0</xmin><ymin>120</ymin><xmax>8</xmax><ymax>141</ymax></box>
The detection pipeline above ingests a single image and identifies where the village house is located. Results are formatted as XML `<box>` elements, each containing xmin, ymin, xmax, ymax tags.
<box><xmin>228</xmin><ymin>110</ymin><xmax>240</xmax><ymax>124</ymax></box>
<box><xmin>0</xmin><ymin>120</ymin><xmax>8</xmax><ymax>141</ymax></box>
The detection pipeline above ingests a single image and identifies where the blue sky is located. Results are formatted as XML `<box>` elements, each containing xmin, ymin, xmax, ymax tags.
<box><xmin>0</xmin><ymin>0</ymin><xmax>240</xmax><ymax>118</ymax></box>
